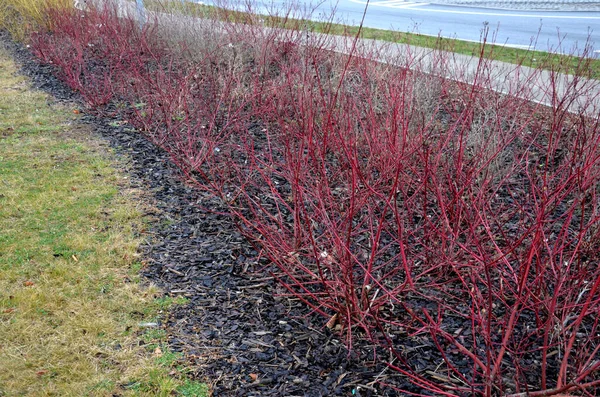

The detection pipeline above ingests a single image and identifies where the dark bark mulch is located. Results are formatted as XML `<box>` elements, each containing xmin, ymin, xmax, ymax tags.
<box><xmin>1</xmin><ymin>32</ymin><xmax>408</xmax><ymax>396</ymax></box>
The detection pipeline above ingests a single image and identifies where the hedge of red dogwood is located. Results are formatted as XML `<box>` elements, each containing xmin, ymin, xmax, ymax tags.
<box><xmin>29</xmin><ymin>2</ymin><xmax>600</xmax><ymax>394</ymax></box>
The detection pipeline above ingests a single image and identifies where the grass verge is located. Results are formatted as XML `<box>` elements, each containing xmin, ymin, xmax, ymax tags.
<box><xmin>0</xmin><ymin>45</ymin><xmax>208</xmax><ymax>396</ymax></box>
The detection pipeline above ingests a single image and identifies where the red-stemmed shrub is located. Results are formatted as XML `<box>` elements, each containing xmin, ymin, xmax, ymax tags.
<box><xmin>29</xmin><ymin>1</ymin><xmax>600</xmax><ymax>394</ymax></box>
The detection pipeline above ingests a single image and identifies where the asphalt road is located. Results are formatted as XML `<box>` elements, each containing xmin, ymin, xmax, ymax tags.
<box><xmin>209</xmin><ymin>0</ymin><xmax>600</xmax><ymax>55</ymax></box>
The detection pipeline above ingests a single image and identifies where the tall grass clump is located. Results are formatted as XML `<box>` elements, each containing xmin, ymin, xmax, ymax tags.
<box><xmin>29</xmin><ymin>0</ymin><xmax>600</xmax><ymax>394</ymax></box>
<box><xmin>0</xmin><ymin>0</ymin><xmax>71</xmax><ymax>41</ymax></box>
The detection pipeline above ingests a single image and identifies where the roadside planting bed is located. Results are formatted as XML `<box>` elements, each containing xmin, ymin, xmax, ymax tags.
<box><xmin>25</xmin><ymin>2</ymin><xmax>600</xmax><ymax>395</ymax></box>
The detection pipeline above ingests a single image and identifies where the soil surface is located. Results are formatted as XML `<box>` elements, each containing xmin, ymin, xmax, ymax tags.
<box><xmin>1</xmin><ymin>32</ymin><xmax>410</xmax><ymax>396</ymax></box>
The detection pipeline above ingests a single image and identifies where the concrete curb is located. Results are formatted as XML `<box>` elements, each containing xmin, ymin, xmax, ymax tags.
<box><xmin>428</xmin><ymin>0</ymin><xmax>600</xmax><ymax>12</ymax></box>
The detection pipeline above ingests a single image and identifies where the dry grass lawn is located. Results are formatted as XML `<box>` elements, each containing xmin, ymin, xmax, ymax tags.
<box><xmin>0</xmin><ymin>45</ymin><xmax>207</xmax><ymax>396</ymax></box>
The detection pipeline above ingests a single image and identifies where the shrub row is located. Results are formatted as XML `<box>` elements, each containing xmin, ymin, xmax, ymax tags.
<box><xmin>30</xmin><ymin>2</ymin><xmax>600</xmax><ymax>395</ymax></box>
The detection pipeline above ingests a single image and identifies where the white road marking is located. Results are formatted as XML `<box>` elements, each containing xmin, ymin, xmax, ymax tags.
<box><xmin>386</xmin><ymin>2</ymin><xmax>431</xmax><ymax>8</ymax></box>
<box><xmin>368</xmin><ymin>0</ymin><xmax>430</xmax><ymax>8</ymax></box>
<box><xmin>458</xmin><ymin>38</ymin><xmax>533</xmax><ymax>49</ymax></box>
<box><xmin>492</xmin><ymin>43</ymin><xmax>532</xmax><ymax>49</ymax></box>
<box><xmin>368</xmin><ymin>0</ymin><xmax>413</xmax><ymax>5</ymax></box>
<box><xmin>348</xmin><ymin>0</ymin><xmax>600</xmax><ymax>19</ymax></box>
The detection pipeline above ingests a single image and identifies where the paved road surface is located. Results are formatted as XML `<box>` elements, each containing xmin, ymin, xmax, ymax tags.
<box><xmin>206</xmin><ymin>0</ymin><xmax>600</xmax><ymax>54</ymax></box>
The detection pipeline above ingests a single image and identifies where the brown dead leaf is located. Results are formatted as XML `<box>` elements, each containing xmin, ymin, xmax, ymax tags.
<box><xmin>325</xmin><ymin>313</ymin><xmax>338</xmax><ymax>329</ymax></box>
<box><xmin>153</xmin><ymin>347</ymin><xmax>162</xmax><ymax>357</ymax></box>
<box><xmin>36</xmin><ymin>370</ymin><xmax>48</xmax><ymax>376</ymax></box>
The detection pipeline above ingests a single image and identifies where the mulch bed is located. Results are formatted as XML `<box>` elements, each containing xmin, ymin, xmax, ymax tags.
<box><xmin>1</xmin><ymin>32</ymin><xmax>414</xmax><ymax>396</ymax></box>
